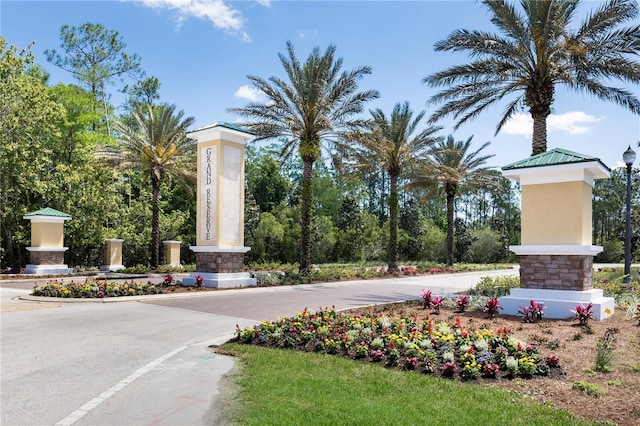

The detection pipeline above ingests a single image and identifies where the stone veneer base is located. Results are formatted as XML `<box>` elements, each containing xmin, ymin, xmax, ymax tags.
<box><xmin>182</xmin><ymin>272</ymin><xmax>256</xmax><ymax>288</ymax></box>
<box><xmin>499</xmin><ymin>288</ymin><xmax>614</xmax><ymax>321</ymax></box>
<box><xmin>518</xmin><ymin>254</ymin><xmax>594</xmax><ymax>291</ymax></box>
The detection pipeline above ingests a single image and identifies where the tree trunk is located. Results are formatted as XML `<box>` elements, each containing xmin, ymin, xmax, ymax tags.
<box><xmin>528</xmin><ymin>84</ymin><xmax>553</xmax><ymax>156</ymax></box>
<box><xmin>150</xmin><ymin>177</ymin><xmax>160</xmax><ymax>269</ymax></box>
<box><xmin>299</xmin><ymin>158</ymin><xmax>314</xmax><ymax>274</ymax></box>
<box><xmin>531</xmin><ymin>111</ymin><xmax>549</xmax><ymax>156</ymax></box>
<box><xmin>388</xmin><ymin>173</ymin><xmax>399</xmax><ymax>270</ymax></box>
<box><xmin>446</xmin><ymin>183</ymin><xmax>456</xmax><ymax>266</ymax></box>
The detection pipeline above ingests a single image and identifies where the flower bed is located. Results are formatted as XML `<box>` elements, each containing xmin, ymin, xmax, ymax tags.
<box><xmin>234</xmin><ymin>307</ymin><xmax>559</xmax><ymax>380</ymax></box>
<box><xmin>31</xmin><ymin>279</ymin><xmax>163</xmax><ymax>298</ymax></box>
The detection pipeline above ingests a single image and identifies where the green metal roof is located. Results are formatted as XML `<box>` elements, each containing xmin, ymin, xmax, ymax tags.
<box><xmin>191</xmin><ymin>121</ymin><xmax>254</xmax><ymax>135</ymax></box>
<box><xmin>502</xmin><ymin>148</ymin><xmax>610</xmax><ymax>171</ymax></box>
<box><xmin>24</xmin><ymin>207</ymin><xmax>71</xmax><ymax>218</ymax></box>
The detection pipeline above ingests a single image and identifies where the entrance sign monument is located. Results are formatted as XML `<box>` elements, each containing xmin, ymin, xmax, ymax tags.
<box><xmin>499</xmin><ymin>148</ymin><xmax>614</xmax><ymax>320</ymax></box>
<box><xmin>183</xmin><ymin>123</ymin><xmax>256</xmax><ymax>288</ymax></box>
<box><xmin>23</xmin><ymin>207</ymin><xmax>72</xmax><ymax>274</ymax></box>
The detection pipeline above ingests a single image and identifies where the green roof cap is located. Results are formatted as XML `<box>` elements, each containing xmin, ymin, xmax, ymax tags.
<box><xmin>24</xmin><ymin>207</ymin><xmax>71</xmax><ymax>218</ymax></box>
<box><xmin>502</xmin><ymin>148</ymin><xmax>610</xmax><ymax>172</ymax></box>
<box><xmin>191</xmin><ymin>121</ymin><xmax>254</xmax><ymax>136</ymax></box>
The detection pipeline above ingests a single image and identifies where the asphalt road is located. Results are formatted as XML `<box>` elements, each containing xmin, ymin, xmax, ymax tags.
<box><xmin>1</xmin><ymin>269</ymin><xmax>518</xmax><ymax>426</ymax></box>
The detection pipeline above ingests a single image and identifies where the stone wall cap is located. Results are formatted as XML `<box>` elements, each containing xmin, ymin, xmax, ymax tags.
<box><xmin>26</xmin><ymin>247</ymin><xmax>69</xmax><ymax>252</ymax></box>
<box><xmin>190</xmin><ymin>245</ymin><xmax>251</xmax><ymax>253</ymax></box>
<box><xmin>510</xmin><ymin>245</ymin><xmax>603</xmax><ymax>256</ymax></box>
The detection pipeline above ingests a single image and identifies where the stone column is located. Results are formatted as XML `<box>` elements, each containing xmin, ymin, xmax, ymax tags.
<box><xmin>23</xmin><ymin>208</ymin><xmax>72</xmax><ymax>274</ymax></box>
<box><xmin>182</xmin><ymin>122</ymin><xmax>256</xmax><ymax>288</ymax></box>
<box><xmin>101</xmin><ymin>239</ymin><xmax>125</xmax><ymax>271</ymax></box>
<box><xmin>499</xmin><ymin>148</ymin><xmax>614</xmax><ymax>320</ymax></box>
<box><xmin>163</xmin><ymin>240</ymin><xmax>182</xmax><ymax>267</ymax></box>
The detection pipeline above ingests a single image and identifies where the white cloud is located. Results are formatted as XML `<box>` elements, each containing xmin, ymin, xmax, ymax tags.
<box><xmin>256</xmin><ymin>0</ymin><xmax>271</xmax><ymax>7</ymax></box>
<box><xmin>140</xmin><ymin>0</ymin><xmax>243</xmax><ymax>31</ymax></box>
<box><xmin>502</xmin><ymin>113</ymin><xmax>533</xmax><ymax>136</ymax></box>
<box><xmin>502</xmin><ymin>111</ymin><xmax>604</xmax><ymax>137</ymax></box>
<box><xmin>548</xmin><ymin>111</ymin><xmax>604</xmax><ymax>135</ymax></box>
<box><xmin>298</xmin><ymin>29</ymin><xmax>318</xmax><ymax>39</ymax></box>
<box><xmin>234</xmin><ymin>85</ymin><xmax>264</xmax><ymax>102</ymax></box>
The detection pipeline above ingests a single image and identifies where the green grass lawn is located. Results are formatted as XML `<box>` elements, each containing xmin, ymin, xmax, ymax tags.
<box><xmin>220</xmin><ymin>343</ymin><xmax>589</xmax><ymax>426</ymax></box>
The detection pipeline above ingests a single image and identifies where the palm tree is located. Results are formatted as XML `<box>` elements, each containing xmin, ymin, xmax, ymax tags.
<box><xmin>343</xmin><ymin>102</ymin><xmax>442</xmax><ymax>269</ymax></box>
<box><xmin>413</xmin><ymin>135</ymin><xmax>497</xmax><ymax>266</ymax></box>
<box><xmin>425</xmin><ymin>0</ymin><xmax>640</xmax><ymax>156</ymax></box>
<box><xmin>229</xmin><ymin>41</ymin><xmax>378</xmax><ymax>273</ymax></box>
<box><xmin>103</xmin><ymin>103</ymin><xmax>196</xmax><ymax>268</ymax></box>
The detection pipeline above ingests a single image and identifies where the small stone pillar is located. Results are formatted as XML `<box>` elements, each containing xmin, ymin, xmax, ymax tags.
<box><xmin>182</xmin><ymin>122</ymin><xmax>256</xmax><ymax>288</ymax></box>
<box><xmin>499</xmin><ymin>148</ymin><xmax>614</xmax><ymax>320</ymax></box>
<box><xmin>23</xmin><ymin>208</ymin><xmax>72</xmax><ymax>274</ymax></box>
<box><xmin>101</xmin><ymin>239</ymin><xmax>125</xmax><ymax>271</ymax></box>
<box><xmin>163</xmin><ymin>240</ymin><xmax>182</xmax><ymax>267</ymax></box>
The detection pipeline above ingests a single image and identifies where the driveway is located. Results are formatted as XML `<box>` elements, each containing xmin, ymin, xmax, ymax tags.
<box><xmin>1</xmin><ymin>269</ymin><xmax>517</xmax><ymax>425</ymax></box>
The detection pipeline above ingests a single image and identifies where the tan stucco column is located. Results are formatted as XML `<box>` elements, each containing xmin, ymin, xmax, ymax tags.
<box><xmin>101</xmin><ymin>239</ymin><xmax>124</xmax><ymax>271</ymax></box>
<box><xmin>23</xmin><ymin>208</ymin><xmax>72</xmax><ymax>274</ymax></box>
<box><xmin>499</xmin><ymin>148</ymin><xmax>614</xmax><ymax>320</ymax></box>
<box><xmin>182</xmin><ymin>122</ymin><xmax>256</xmax><ymax>288</ymax></box>
<box><xmin>163</xmin><ymin>240</ymin><xmax>182</xmax><ymax>267</ymax></box>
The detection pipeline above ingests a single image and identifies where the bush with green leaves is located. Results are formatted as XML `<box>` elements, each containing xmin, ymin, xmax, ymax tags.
<box><xmin>469</xmin><ymin>275</ymin><xmax>520</xmax><ymax>298</ymax></box>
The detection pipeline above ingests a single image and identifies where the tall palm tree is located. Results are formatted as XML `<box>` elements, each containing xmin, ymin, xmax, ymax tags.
<box><xmin>414</xmin><ymin>135</ymin><xmax>497</xmax><ymax>266</ymax></box>
<box><xmin>425</xmin><ymin>0</ymin><xmax>640</xmax><ymax>156</ymax></box>
<box><xmin>103</xmin><ymin>103</ymin><xmax>196</xmax><ymax>268</ymax></box>
<box><xmin>343</xmin><ymin>102</ymin><xmax>442</xmax><ymax>269</ymax></box>
<box><xmin>229</xmin><ymin>41</ymin><xmax>378</xmax><ymax>273</ymax></box>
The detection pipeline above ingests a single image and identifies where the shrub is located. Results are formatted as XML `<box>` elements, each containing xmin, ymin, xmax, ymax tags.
<box><xmin>572</xmin><ymin>302</ymin><xmax>595</xmax><ymax>326</ymax></box>
<box><xmin>470</xmin><ymin>275</ymin><xmax>520</xmax><ymax>298</ymax></box>
<box><xmin>422</xmin><ymin>289</ymin><xmax>433</xmax><ymax>309</ymax></box>
<box><xmin>431</xmin><ymin>296</ymin><xmax>445</xmax><ymax>314</ymax></box>
<box><xmin>518</xmin><ymin>299</ymin><xmax>544</xmax><ymax>323</ymax></box>
<box><xmin>455</xmin><ymin>295</ymin><xmax>470</xmax><ymax>313</ymax></box>
<box><xmin>483</xmin><ymin>298</ymin><xmax>503</xmax><ymax>318</ymax></box>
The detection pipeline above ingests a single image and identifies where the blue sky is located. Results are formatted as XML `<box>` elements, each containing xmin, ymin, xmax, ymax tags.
<box><xmin>2</xmin><ymin>0</ymin><xmax>639</xmax><ymax>170</ymax></box>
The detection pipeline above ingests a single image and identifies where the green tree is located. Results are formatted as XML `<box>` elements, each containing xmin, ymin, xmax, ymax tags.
<box><xmin>425</xmin><ymin>0</ymin><xmax>640</xmax><ymax>155</ymax></box>
<box><xmin>49</xmin><ymin>84</ymin><xmax>104</xmax><ymax>165</ymax></box>
<box><xmin>345</xmin><ymin>102</ymin><xmax>442</xmax><ymax>269</ymax></box>
<box><xmin>0</xmin><ymin>37</ymin><xmax>64</xmax><ymax>267</ymax></box>
<box><xmin>229</xmin><ymin>41</ymin><xmax>378</xmax><ymax>273</ymax></box>
<box><xmin>414</xmin><ymin>135</ymin><xmax>497</xmax><ymax>266</ymax></box>
<box><xmin>245</xmin><ymin>151</ymin><xmax>291</xmax><ymax>213</ymax></box>
<box><xmin>104</xmin><ymin>103</ymin><xmax>196</xmax><ymax>268</ymax></box>
<box><xmin>46</xmin><ymin>22</ymin><xmax>143</xmax><ymax>132</ymax></box>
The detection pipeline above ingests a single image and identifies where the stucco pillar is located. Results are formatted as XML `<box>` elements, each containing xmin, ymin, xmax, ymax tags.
<box><xmin>163</xmin><ymin>240</ymin><xmax>182</xmax><ymax>267</ymax></box>
<box><xmin>499</xmin><ymin>148</ymin><xmax>614</xmax><ymax>320</ymax></box>
<box><xmin>182</xmin><ymin>122</ymin><xmax>256</xmax><ymax>288</ymax></box>
<box><xmin>101</xmin><ymin>239</ymin><xmax>125</xmax><ymax>271</ymax></box>
<box><xmin>23</xmin><ymin>208</ymin><xmax>72</xmax><ymax>274</ymax></box>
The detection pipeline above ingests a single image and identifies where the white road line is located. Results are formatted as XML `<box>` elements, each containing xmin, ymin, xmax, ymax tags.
<box><xmin>55</xmin><ymin>345</ymin><xmax>189</xmax><ymax>426</ymax></box>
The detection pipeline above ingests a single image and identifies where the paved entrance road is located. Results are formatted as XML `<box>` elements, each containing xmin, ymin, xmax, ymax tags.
<box><xmin>142</xmin><ymin>269</ymin><xmax>519</xmax><ymax>321</ymax></box>
<box><xmin>1</xmin><ymin>269</ymin><xmax>517</xmax><ymax>426</ymax></box>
